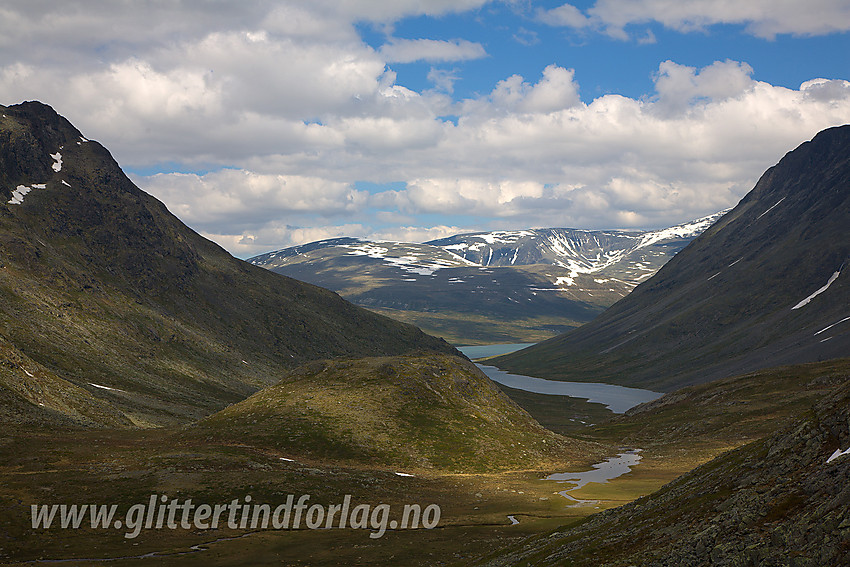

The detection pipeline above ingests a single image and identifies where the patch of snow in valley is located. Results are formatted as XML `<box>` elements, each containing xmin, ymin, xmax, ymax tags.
<box><xmin>793</xmin><ymin>269</ymin><xmax>842</xmax><ymax>310</ymax></box>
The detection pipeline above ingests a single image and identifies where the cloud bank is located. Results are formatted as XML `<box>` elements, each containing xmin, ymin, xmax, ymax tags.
<box><xmin>540</xmin><ymin>1</ymin><xmax>850</xmax><ymax>39</ymax></box>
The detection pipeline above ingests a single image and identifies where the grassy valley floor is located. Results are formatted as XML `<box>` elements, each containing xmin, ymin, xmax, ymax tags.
<box><xmin>4</xmin><ymin>359</ymin><xmax>846</xmax><ymax>566</ymax></box>
<box><xmin>0</xmin><ymin>423</ymin><xmax>615</xmax><ymax>567</ymax></box>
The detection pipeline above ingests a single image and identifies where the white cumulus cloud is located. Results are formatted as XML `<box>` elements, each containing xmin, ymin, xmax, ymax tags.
<box><xmin>380</xmin><ymin>38</ymin><xmax>487</xmax><ymax>63</ymax></box>
<box><xmin>1</xmin><ymin>2</ymin><xmax>849</xmax><ymax>259</ymax></box>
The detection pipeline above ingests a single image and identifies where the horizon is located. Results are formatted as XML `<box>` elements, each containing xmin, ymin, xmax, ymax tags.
<box><xmin>245</xmin><ymin>208</ymin><xmax>726</xmax><ymax>260</ymax></box>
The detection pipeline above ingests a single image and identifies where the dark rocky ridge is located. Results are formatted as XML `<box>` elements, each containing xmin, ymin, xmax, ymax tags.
<box><xmin>0</xmin><ymin>101</ymin><xmax>457</xmax><ymax>426</ymax></box>
<box><xmin>494</xmin><ymin>125</ymin><xmax>850</xmax><ymax>391</ymax></box>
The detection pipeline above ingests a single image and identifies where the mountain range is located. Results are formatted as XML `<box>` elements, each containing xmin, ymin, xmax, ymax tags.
<box><xmin>493</xmin><ymin>124</ymin><xmax>850</xmax><ymax>392</ymax></box>
<box><xmin>249</xmin><ymin>214</ymin><xmax>723</xmax><ymax>344</ymax></box>
<box><xmin>2</xmin><ymin>101</ymin><xmax>848</xmax><ymax>566</ymax></box>
<box><xmin>0</xmin><ymin>100</ymin><xmax>599</xmax><ymax>478</ymax></box>
<box><xmin>0</xmin><ymin>102</ymin><xmax>458</xmax><ymax>427</ymax></box>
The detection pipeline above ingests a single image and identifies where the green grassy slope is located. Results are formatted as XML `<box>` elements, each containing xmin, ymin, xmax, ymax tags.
<box><xmin>196</xmin><ymin>353</ymin><xmax>609</xmax><ymax>473</ymax></box>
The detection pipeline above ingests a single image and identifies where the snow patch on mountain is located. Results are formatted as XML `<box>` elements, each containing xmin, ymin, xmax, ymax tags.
<box><xmin>341</xmin><ymin>241</ymin><xmax>475</xmax><ymax>276</ymax></box>
<box><xmin>8</xmin><ymin>185</ymin><xmax>32</xmax><ymax>205</ymax></box>
<box><xmin>8</xmin><ymin>183</ymin><xmax>47</xmax><ymax>205</ymax></box>
<box><xmin>635</xmin><ymin>212</ymin><xmax>726</xmax><ymax>250</ymax></box>
<box><xmin>50</xmin><ymin>151</ymin><xmax>62</xmax><ymax>172</ymax></box>
<box><xmin>814</xmin><ymin>315</ymin><xmax>850</xmax><ymax>336</ymax></box>
<box><xmin>477</xmin><ymin>230</ymin><xmax>535</xmax><ymax>244</ymax></box>
<box><xmin>792</xmin><ymin>268</ymin><xmax>842</xmax><ymax>310</ymax></box>
<box><xmin>345</xmin><ymin>243</ymin><xmax>389</xmax><ymax>259</ymax></box>
<box><xmin>757</xmin><ymin>197</ymin><xmax>786</xmax><ymax>220</ymax></box>
<box><xmin>826</xmin><ymin>447</ymin><xmax>850</xmax><ymax>464</ymax></box>
<box><xmin>89</xmin><ymin>382</ymin><xmax>126</xmax><ymax>393</ymax></box>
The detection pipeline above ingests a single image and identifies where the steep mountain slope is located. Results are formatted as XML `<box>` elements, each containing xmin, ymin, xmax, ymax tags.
<box><xmin>474</xmin><ymin>372</ymin><xmax>850</xmax><ymax>567</ymax></box>
<box><xmin>0</xmin><ymin>102</ymin><xmax>456</xmax><ymax>426</ymax></box>
<box><xmin>248</xmin><ymin>215</ymin><xmax>721</xmax><ymax>344</ymax></box>
<box><xmin>196</xmin><ymin>353</ymin><xmax>607</xmax><ymax>472</ymax></box>
<box><xmin>494</xmin><ymin>125</ymin><xmax>850</xmax><ymax>391</ymax></box>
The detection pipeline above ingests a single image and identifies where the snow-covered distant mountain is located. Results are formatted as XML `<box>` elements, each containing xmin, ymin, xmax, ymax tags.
<box><xmin>427</xmin><ymin>213</ymin><xmax>724</xmax><ymax>281</ymax></box>
<box><xmin>256</xmin><ymin>237</ymin><xmax>478</xmax><ymax>277</ymax></box>
<box><xmin>248</xmin><ymin>213</ymin><xmax>725</xmax><ymax>344</ymax></box>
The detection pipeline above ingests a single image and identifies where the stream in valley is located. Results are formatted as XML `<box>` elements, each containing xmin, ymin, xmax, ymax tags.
<box><xmin>455</xmin><ymin>345</ymin><xmax>650</xmax><ymax>522</ymax></box>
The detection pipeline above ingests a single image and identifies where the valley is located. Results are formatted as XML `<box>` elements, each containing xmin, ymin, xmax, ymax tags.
<box><xmin>0</xmin><ymin>102</ymin><xmax>847</xmax><ymax>566</ymax></box>
<box><xmin>5</xmin><ymin>357</ymin><xmax>846</xmax><ymax>566</ymax></box>
<box><xmin>249</xmin><ymin>216</ymin><xmax>722</xmax><ymax>345</ymax></box>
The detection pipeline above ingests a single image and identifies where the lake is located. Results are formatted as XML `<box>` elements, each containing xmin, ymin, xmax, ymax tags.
<box><xmin>456</xmin><ymin>343</ymin><xmax>535</xmax><ymax>359</ymax></box>
<box><xmin>458</xmin><ymin>343</ymin><xmax>662</xmax><ymax>414</ymax></box>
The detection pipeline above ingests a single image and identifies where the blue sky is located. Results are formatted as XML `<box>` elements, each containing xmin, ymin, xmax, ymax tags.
<box><xmin>373</xmin><ymin>6</ymin><xmax>849</xmax><ymax>101</ymax></box>
<box><xmin>1</xmin><ymin>1</ymin><xmax>849</xmax><ymax>257</ymax></box>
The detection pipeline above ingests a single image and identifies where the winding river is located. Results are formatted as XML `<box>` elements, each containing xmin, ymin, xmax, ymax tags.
<box><xmin>547</xmin><ymin>449</ymin><xmax>642</xmax><ymax>507</ymax></box>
